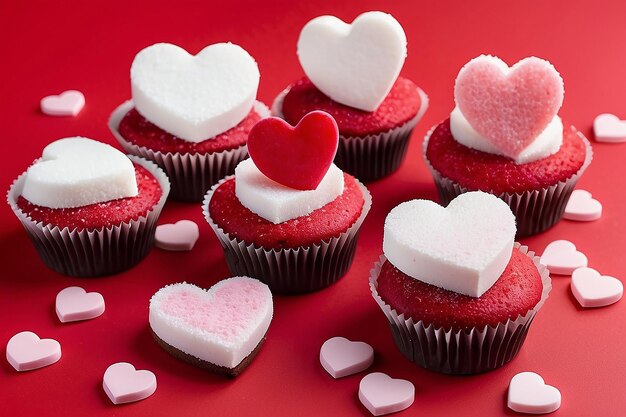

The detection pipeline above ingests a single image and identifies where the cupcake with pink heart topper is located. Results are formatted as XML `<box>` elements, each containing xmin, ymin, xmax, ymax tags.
<box><xmin>424</xmin><ymin>55</ymin><xmax>592</xmax><ymax>236</ymax></box>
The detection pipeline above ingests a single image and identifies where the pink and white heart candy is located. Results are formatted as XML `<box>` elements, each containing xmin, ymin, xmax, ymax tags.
<box><xmin>571</xmin><ymin>267</ymin><xmax>623</xmax><ymax>308</ymax></box>
<box><xmin>40</xmin><ymin>90</ymin><xmax>85</xmax><ymax>116</ymax></box>
<box><xmin>508</xmin><ymin>372</ymin><xmax>561</xmax><ymax>414</ymax></box>
<box><xmin>359</xmin><ymin>372</ymin><xmax>414</xmax><ymax>416</ymax></box>
<box><xmin>594</xmin><ymin>113</ymin><xmax>626</xmax><ymax>143</ymax></box>
<box><xmin>320</xmin><ymin>337</ymin><xmax>374</xmax><ymax>378</ymax></box>
<box><xmin>540</xmin><ymin>240</ymin><xmax>587</xmax><ymax>275</ymax></box>
<box><xmin>56</xmin><ymin>286</ymin><xmax>105</xmax><ymax>323</ymax></box>
<box><xmin>103</xmin><ymin>362</ymin><xmax>157</xmax><ymax>405</ymax></box>
<box><xmin>6</xmin><ymin>331</ymin><xmax>62</xmax><ymax>371</ymax></box>
<box><xmin>563</xmin><ymin>190</ymin><xmax>602</xmax><ymax>222</ymax></box>
<box><xmin>155</xmin><ymin>220</ymin><xmax>200</xmax><ymax>251</ymax></box>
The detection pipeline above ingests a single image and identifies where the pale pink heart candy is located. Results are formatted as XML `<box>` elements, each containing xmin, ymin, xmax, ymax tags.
<box><xmin>56</xmin><ymin>286</ymin><xmax>105</xmax><ymax>323</ymax></box>
<box><xmin>6</xmin><ymin>331</ymin><xmax>61</xmax><ymax>372</ymax></box>
<box><xmin>563</xmin><ymin>190</ymin><xmax>602</xmax><ymax>222</ymax></box>
<box><xmin>40</xmin><ymin>90</ymin><xmax>85</xmax><ymax>116</ymax></box>
<box><xmin>320</xmin><ymin>337</ymin><xmax>374</xmax><ymax>378</ymax></box>
<box><xmin>571</xmin><ymin>267</ymin><xmax>623</xmax><ymax>308</ymax></box>
<box><xmin>455</xmin><ymin>55</ymin><xmax>564</xmax><ymax>159</ymax></box>
<box><xmin>359</xmin><ymin>372</ymin><xmax>414</xmax><ymax>416</ymax></box>
<box><xmin>154</xmin><ymin>220</ymin><xmax>200</xmax><ymax>251</ymax></box>
<box><xmin>540</xmin><ymin>240</ymin><xmax>587</xmax><ymax>275</ymax></box>
<box><xmin>594</xmin><ymin>113</ymin><xmax>626</xmax><ymax>143</ymax></box>
<box><xmin>508</xmin><ymin>372</ymin><xmax>561</xmax><ymax>414</ymax></box>
<box><xmin>103</xmin><ymin>362</ymin><xmax>157</xmax><ymax>405</ymax></box>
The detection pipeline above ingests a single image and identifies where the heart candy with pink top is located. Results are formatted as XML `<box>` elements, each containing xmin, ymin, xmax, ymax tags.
<box><xmin>103</xmin><ymin>362</ymin><xmax>157</xmax><ymax>404</ymax></box>
<box><xmin>155</xmin><ymin>220</ymin><xmax>200</xmax><ymax>251</ymax></box>
<box><xmin>56</xmin><ymin>286</ymin><xmax>105</xmax><ymax>323</ymax></box>
<box><xmin>359</xmin><ymin>372</ymin><xmax>414</xmax><ymax>416</ymax></box>
<box><xmin>6</xmin><ymin>331</ymin><xmax>61</xmax><ymax>371</ymax></box>
<box><xmin>320</xmin><ymin>337</ymin><xmax>374</xmax><ymax>378</ymax></box>
<box><xmin>40</xmin><ymin>90</ymin><xmax>85</xmax><ymax>116</ymax></box>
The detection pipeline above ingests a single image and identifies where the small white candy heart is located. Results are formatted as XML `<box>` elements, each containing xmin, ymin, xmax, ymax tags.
<box><xmin>594</xmin><ymin>113</ymin><xmax>626</xmax><ymax>143</ymax></box>
<box><xmin>359</xmin><ymin>372</ymin><xmax>414</xmax><ymax>416</ymax></box>
<box><xmin>155</xmin><ymin>220</ymin><xmax>200</xmax><ymax>251</ymax></box>
<box><xmin>563</xmin><ymin>190</ymin><xmax>602</xmax><ymax>221</ymax></box>
<box><xmin>297</xmin><ymin>11</ymin><xmax>406</xmax><ymax>112</ymax></box>
<box><xmin>320</xmin><ymin>337</ymin><xmax>374</xmax><ymax>378</ymax></box>
<box><xmin>6</xmin><ymin>331</ymin><xmax>62</xmax><ymax>372</ymax></box>
<box><xmin>508</xmin><ymin>372</ymin><xmax>561</xmax><ymax>414</ymax></box>
<box><xmin>540</xmin><ymin>240</ymin><xmax>587</xmax><ymax>275</ymax></box>
<box><xmin>40</xmin><ymin>90</ymin><xmax>85</xmax><ymax>116</ymax></box>
<box><xmin>131</xmin><ymin>42</ymin><xmax>260</xmax><ymax>142</ymax></box>
<box><xmin>571</xmin><ymin>267</ymin><xmax>623</xmax><ymax>308</ymax></box>
<box><xmin>103</xmin><ymin>362</ymin><xmax>157</xmax><ymax>405</ymax></box>
<box><xmin>56</xmin><ymin>286</ymin><xmax>105</xmax><ymax>323</ymax></box>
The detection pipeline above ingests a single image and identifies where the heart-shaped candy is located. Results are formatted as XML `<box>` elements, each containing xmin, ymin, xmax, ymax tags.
<box><xmin>454</xmin><ymin>55</ymin><xmax>564</xmax><ymax>160</ymax></box>
<box><xmin>383</xmin><ymin>191</ymin><xmax>516</xmax><ymax>297</ymax></box>
<box><xmin>103</xmin><ymin>362</ymin><xmax>157</xmax><ymax>405</ymax></box>
<box><xmin>594</xmin><ymin>113</ymin><xmax>626</xmax><ymax>143</ymax></box>
<box><xmin>508</xmin><ymin>372</ymin><xmax>561</xmax><ymax>414</ymax></box>
<box><xmin>131</xmin><ymin>42</ymin><xmax>259</xmax><ymax>142</ymax></box>
<box><xmin>359</xmin><ymin>372</ymin><xmax>414</xmax><ymax>416</ymax></box>
<box><xmin>297</xmin><ymin>11</ymin><xmax>406</xmax><ymax>112</ymax></box>
<box><xmin>571</xmin><ymin>267</ymin><xmax>623</xmax><ymax>308</ymax></box>
<box><xmin>56</xmin><ymin>286</ymin><xmax>105</xmax><ymax>323</ymax></box>
<box><xmin>40</xmin><ymin>90</ymin><xmax>85</xmax><ymax>116</ymax></box>
<box><xmin>563</xmin><ymin>190</ymin><xmax>602</xmax><ymax>221</ymax></box>
<box><xmin>247</xmin><ymin>111</ymin><xmax>339</xmax><ymax>190</ymax></box>
<box><xmin>6</xmin><ymin>331</ymin><xmax>62</xmax><ymax>371</ymax></box>
<box><xmin>320</xmin><ymin>337</ymin><xmax>374</xmax><ymax>378</ymax></box>
<box><xmin>540</xmin><ymin>240</ymin><xmax>587</xmax><ymax>275</ymax></box>
<box><xmin>155</xmin><ymin>220</ymin><xmax>200</xmax><ymax>251</ymax></box>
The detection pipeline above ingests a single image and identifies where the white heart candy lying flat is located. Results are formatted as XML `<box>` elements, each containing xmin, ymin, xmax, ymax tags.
<box><xmin>40</xmin><ymin>90</ymin><xmax>85</xmax><ymax>116</ymax></box>
<box><xmin>6</xmin><ymin>331</ymin><xmax>62</xmax><ymax>371</ymax></box>
<box><xmin>56</xmin><ymin>286</ymin><xmax>105</xmax><ymax>323</ymax></box>
<box><xmin>563</xmin><ymin>190</ymin><xmax>602</xmax><ymax>221</ymax></box>
<box><xmin>359</xmin><ymin>372</ymin><xmax>414</xmax><ymax>416</ymax></box>
<box><xmin>508</xmin><ymin>372</ymin><xmax>561</xmax><ymax>414</ymax></box>
<box><xmin>540</xmin><ymin>240</ymin><xmax>588</xmax><ymax>275</ymax></box>
<box><xmin>594</xmin><ymin>113</ymin><xmax>626</xmax><ymax>143</ymax></box>
<box><xmin>571</xmin><ymin>267</ymin><xmax>623</xmax><ymax>308</ymax></box>
<box><xmin>320</xmin><ymin>337</ymin><xmax>374</xmax><ymax>379</ymax></box>
<box><xmin>155</xmin><ymin>220</ymin><xmax>200</xmax><ymax>251</ymax></box>
<box><xmin>297</xmin><ymin>11</ymin><xmax>406</xmax><ymax>112</ymax></box>
<box><xmin>21</xmin><ymin>137</ymin><xmax>138</xmax><ymax>209</ymax></box>
<box><xmin>103</xmin><ymin>362</ymin><xmax>157</xmax><ymax>405</ymax></box>
<box><xmin>131</xmin><ymin>42</ymin><xmax>260</xmax><ymax>142</ymax></box>
<box><xmin>383</xmin><ymin>191</ymin><xmax>516</xmax><ymax>297</ymax></box>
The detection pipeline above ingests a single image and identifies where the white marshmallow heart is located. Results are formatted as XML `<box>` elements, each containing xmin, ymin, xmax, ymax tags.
<box><xmin>21</xmin><ymin>137</ymin><xmax>138</xmax><ymax>209</ymax></box>
<box><xmin>383</xmin><ymin>191</ymin><xmax>516</xmax><ymax>297</ymax></box>
<box><xmin>540</xmin><ymin>240</ymin><xmax>588</xmax><ymax>275</ymax></box>
<box><xmin>131</xmin><ymin>42</ymin><xmax>260</xmax><ymax>142</ymax></box>
<box><xmin>571</xmin><ymin>267</ymin><xmax>623</xmax><ymax>308</ymax></box>
<box><xmin>508</xmin><ymin>372</ymin><xmax>561</xmax><ymax>414</ymax></box>
<box><xmin>563</xmin><ymin>190</ymin><xmax>602</xmax><ymax>221</ymax></box>
<box><xmin>594</xmin><ymin>113</ymin><xmax>626</xmax><ymax>143</ymax></box>
<box><xmin>297</xmin><ymin>11</ymin><xmax>406</xmax><ymax>112</ymax></box>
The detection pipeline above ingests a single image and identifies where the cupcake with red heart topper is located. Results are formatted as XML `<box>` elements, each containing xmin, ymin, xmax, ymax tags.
<box><xmin>424</xmin><ymin>55</ymin><xmax>592</xmax><ymax>236</ymax></box>
<box><xmin>109</xmin><ymin>42</ymin><xmax>270</xmax><ymax>201</ymax></box>
<box><xmin>7</xmin><ymin>137</ymin><xmax>170</xmax><ymax>276</ymax></box>
<box><xmin>272</xmin><ymin>11</ymin><xmax>428</xmax><ymax>182</ymax></box>
<box><xmin>370</xmin><ymin>191</ymin><xmax>551</xmax><ymax>374</ymax></box>
<box><xmin>203</xmin><ymin>111</ymin><xmax>372</xmax><ymax>293</ymax></box>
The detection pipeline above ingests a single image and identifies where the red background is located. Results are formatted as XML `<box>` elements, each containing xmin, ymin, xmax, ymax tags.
<box><xmin>1</xmin><ymin>1</ymin><xmax>625</xmax><ymax>416</ymax></box>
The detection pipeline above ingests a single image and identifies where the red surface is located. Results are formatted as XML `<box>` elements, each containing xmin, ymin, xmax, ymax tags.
<box><xmin>426</xmin><ymin>119</ymin><xmax>587</xmax><ymax>194</ymax></box>
<box><xmin>1</xmin><ymin>1</ymin><xmax>626</xmax><ymax>416</ymax></box>
<box><xmin>209</xmin><ymin>175</ymin><xmax>364</xmax><ymax>249</ymax></box>
<box><xmin>376</xmin><ymin>249</ymin><xmax>543</xmax><ymax>330</ymax></box>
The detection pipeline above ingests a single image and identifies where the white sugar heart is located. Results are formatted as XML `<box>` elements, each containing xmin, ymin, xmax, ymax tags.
<box><xmin>297</xmin><ymin>11</ymin><xmax>406</xmax><ymax>112</ymax></box>
<box><xmin>383</xmin><ymin>191</ymin><xmax>516</xmax><ymax>297</ymax></box>
<box><xmin>359</xmin><ymin>372</ymin><xmax>414</xmax><ymax>416</ymax></box>
<box><xmin>103</xmin><ymin>362</ymin><xmax>157</xmax><ymax>405</ymax></box>
<box><xmin>563</xmin><ymin>190</ymin><xmax>602</xmax><ymax>221</ymax></box>
<box><xmin>540</xmin><ymin>240</ymin><xmax>587</xmax><ymax>275</ymax></box>
<box><xmin>155</xmin><ymin>220</ymin><xmax>200</xmax><ymax>251</ymax></box>
<box><xmin>56</xmin><ymin>286</ymin><xmax>105</xmax><ymax>323</ymax></box>
<box><xmin>131</xmin><ymin>42</ymin><xmax>259</xmax><ymax>142</ymax></box>
<box><xmin>40</xmin><ymin>90</ymin><xmax>85</xmax><ymax>116</ymax></box>
<box><xmin>320</xmin><ymin>337</ymin><xmax>374</xmax><ymax>379</ymax></box>
<box><xmin>594</xmin><ymin>113</ymin><xmax>626</xmax><ymax>143</ymax></box>
<box><xmin>21</xmin><ymin>137</ymin><xmax>137</xmax><ymax>209</ymax></box>
<box><xmin>508</xmin><ymin>372</ymin><xmax>561</xmax><ymax>414</ymax></box>
<box><xmin>571</xmin><ymin>267</ymin><xmax>623</xmax><ymax>308</ymax></box>
<box><xmin>6</xmin><ymin>331</ymin><xmax>61</xmax><ymax>372</ymax></box>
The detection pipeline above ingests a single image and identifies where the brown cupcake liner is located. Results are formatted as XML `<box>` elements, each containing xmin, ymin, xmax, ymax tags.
<box><xmin>7</xmin><ymin>156</ymin><xmax>170</xmax><ymax>277</ymax></box>
<box><xmin>369</xmin><ymin>243</ymin><xmax>552</xmax><ymax>375</ymax></box>
<box><xmin>202</xmin><ymin>176</ymin><xmax>372</xmax><ymax>294</ymax></box>
<box><xmin>109</xmin><ymin>100</ymin><xmax>270</xmax><ymax>202</ymax></box>
<box><xmin>272</xmin><ymin>87</ymin><xmax>429</xmax><ymax>182</ymax></box>
<box><xmin>422</xmin><ymin>125</ymin><xmax>593</xmax><ymax>237</ymax></box>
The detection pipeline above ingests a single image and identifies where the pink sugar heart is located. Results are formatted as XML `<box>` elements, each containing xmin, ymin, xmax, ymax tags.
<box><xmin>155</xmin><ymin>220</ymin><xmax>200</xmax><ymax>251</ymax></box>
<box><xmin>358</xmin><ymin>372</ymin><xmax>414</xmax><ymax>416</ymax></box>
<box><xmin>594</xmin><ymin>113</ymin><xmax>626</xmax><ymax>143</ymax></box>
<box><xmin>56</xmin><ymin>286</ymin><xmax>105</xmax><ymax>323</ymax></box>
<box><xmin>563</xmin><ymin>190</ymin><xmax>602</xmax><ymax>222</ymax></box>
<box><xmin>571</xmin><ymin>267</ymin><xmax>623</xmax><ymax>308</ymax></box>
<box><xmin>320</xmin><ymin>337</ymin><xmax>374</xmax><ymax>378</ymax></box>
<box><xmin>40</xmin><ymin>90</ymin><xmax>85</xmax><ymax>116</ymax></box>
<box><xmin>103</xmin><ymin>362</ymin><xmax>157</xmax><ymax>405</ymax></box>
<box><xmin>454</xmin><ymin>55</ymin><xmax>564</xmax><ymax>159</ymax></box>
<box><xmin>540</xmin><ymin>240</ymin><xmax>587</xmax><ymax>275</ymax></box>
<box><xmin>508</xmin><ymin>372</ymin><xmax>561</xmax><ymax>414</ymax></box>
<box><xmin>6</xmin><ymin>331</ymin><xmax>61</xmax><ymax>372</ymax></box>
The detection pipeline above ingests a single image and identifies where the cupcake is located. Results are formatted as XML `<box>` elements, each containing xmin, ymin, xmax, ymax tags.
<box><xmin>203</xmin><ymin>111</ymin><xmax>372</xmax><ymax>294</ymax></box>
<box><xmin>370</xmin><ymin>191</ymin><xmax>551</xmax><ymax>374</ymax></box>
<box><xmin>272</xmin><ymin>11</ymin><xmax>428</xmax><ymax>182</ymax></box>
<box><xmin>424</xmin><ymin>55</ymin><xmax>592</xmax><ymax>236</ymax></box>
<box><xmin>110</xmin><ymin>42</ymin><xmax>270</xmax><ymax>201</ymax></box>
<box><xmin>7</xmin><ymin>137</ymin><xmax>169</xmax><ymax>277</ymax></box>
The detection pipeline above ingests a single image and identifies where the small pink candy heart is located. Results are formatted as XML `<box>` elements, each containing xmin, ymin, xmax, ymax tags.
<box><xmin>455</xmin><ymin>55</ymin><xmax>563</xmax><ymax>159</ymax></box>
<box><xmin>540</xmin><ymin>240</ymin><xmax>587</xmax><ymax>275</ymax></box>
<box><xmin>563</xmin><ymin>190</ymin><xmax>602</xmax><ymax>222</ymax></box>
<box><xmin>103</xmin><ymin>362</ymin><xmax>157</xmax><ymax>405</ymax></box>
<box><xmin>358</xmin><ymin>372</ymin><xmax>414</xmax><ymax>416</ymax></box>
<box><xmin>56</xmin><ymin>286</ymin><xmax>105</xmax><ymax>323</ymax></box>
<box><xmin>594</xmin><ymin>113</ymin><xmax>626</xmax><ymax>143</ymax></box>
<box><xmin>508</xmin><ymin>372</ymin><xmax>561</xmax><ymax>414</ymax></box>
<box><xmin>40</xmin><ymin>90</ymin><xmax>85</xmax><ymax>116</ymax></box>
<box><xmin>155</xmin><ymin>220</ymin><xmax>200</xmax><ymax>251</ymax></box>
<box><xmin>6</xmin><ymin>331</ymin><xmax>61</xmax><ymax>372</ymax></box>
<box><xmin>320</xmin><ymin>337</ymin><xmax>374</xmax><ymax>378</ymax></box>
<box><xmin>571</xmin><ymin>267</ymin><xmax>623</xmax><ymax>308</ymax></box>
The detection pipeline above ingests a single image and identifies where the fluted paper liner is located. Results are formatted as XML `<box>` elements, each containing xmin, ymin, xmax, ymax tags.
<box><xmin>369</xmin><ymin>243</ymin><xmax>552</xmax><ymax>374</ymax></box>
<box><xmin>8</xmin><ymin>156</ymin><xmax>170</xmax><ymax>277</ymax></box>
<box><xmin>110</xmin><ymin>100</ymin><xmax>270</xmax><ymax>202</ymax></box>
<box><xmin>203</xmin><ymin>176</ymin><xmax>372</xmax><ymax>294</ymax></box>
<box><xmin>272</xmin><ymin>87</ymin><xmax>429</xmax><ymax>182</ymax></box>
<box><xmin>423</xmin><ymin>124</ymin><xmax>593</xmax><ymax>236</ymax></box>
